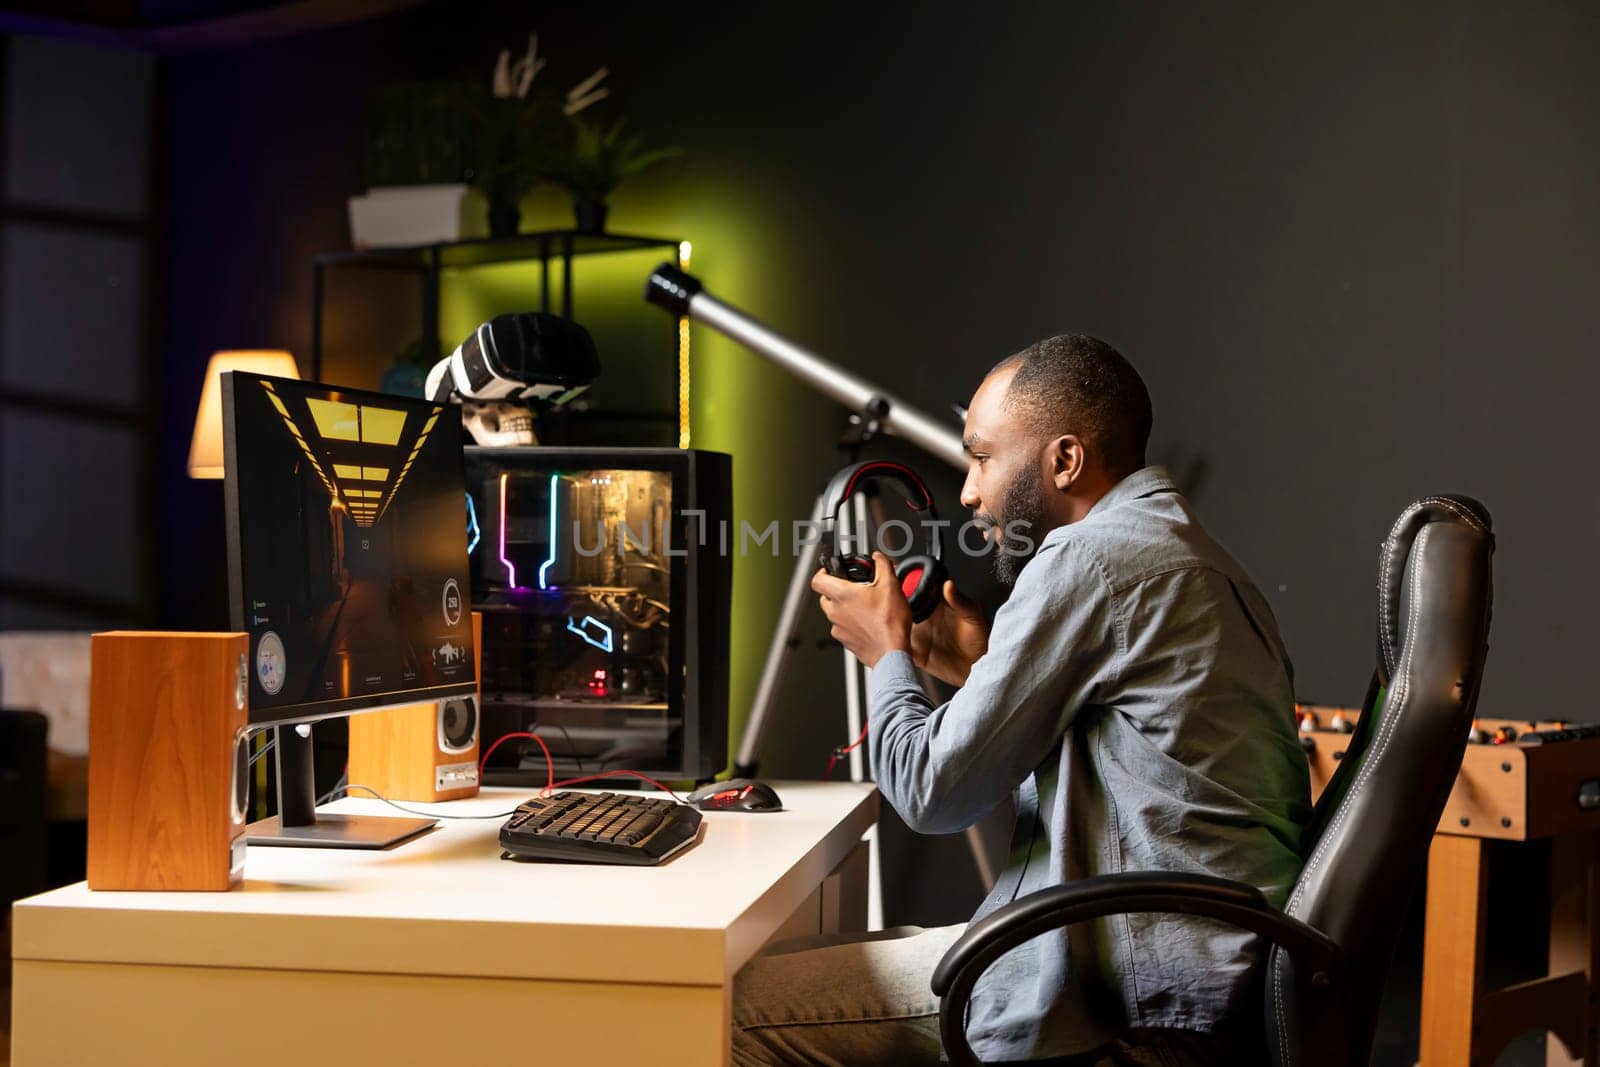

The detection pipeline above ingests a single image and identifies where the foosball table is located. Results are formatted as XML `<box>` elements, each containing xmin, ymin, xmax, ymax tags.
<box><xmin>1298</xmin><ymin>707</ymin><xmax>1600</xmax><ymax>1065</ymax></box>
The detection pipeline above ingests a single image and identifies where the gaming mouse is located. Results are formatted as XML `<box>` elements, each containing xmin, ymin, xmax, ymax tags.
<box><xmin>687</xmin><ymin>778</ymin><xmax>783</xmax><ymax>813</ymax></box>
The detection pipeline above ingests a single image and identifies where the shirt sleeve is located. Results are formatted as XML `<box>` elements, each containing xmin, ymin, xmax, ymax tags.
<box><xmin>867</xmin><ymin>537</ymin><xmax>1120</xmax><ymax>834</ymax></box>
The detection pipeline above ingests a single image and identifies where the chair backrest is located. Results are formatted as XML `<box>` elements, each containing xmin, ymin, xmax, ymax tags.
<box><xmin>1266</xmin><ymin>495</ymin><xmax>1494</xmax><ymax>1067</ymax></box>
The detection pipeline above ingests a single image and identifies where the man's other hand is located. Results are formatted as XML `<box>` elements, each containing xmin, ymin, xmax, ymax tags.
<box><xmin>910</xmin><ymin>580</ymin><xmax>989</xmax><ymax>687</ymax></box>
<box><xmin>811</xmin><ymin>551</ymin><xmax>912</xmax><ymax>668</ymax></box>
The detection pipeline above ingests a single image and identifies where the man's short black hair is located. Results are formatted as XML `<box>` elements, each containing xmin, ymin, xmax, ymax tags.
<box><xmin>994</xmin><ymin>334</ymin><xmax>1152</xmax><ymax>477</ymax></box>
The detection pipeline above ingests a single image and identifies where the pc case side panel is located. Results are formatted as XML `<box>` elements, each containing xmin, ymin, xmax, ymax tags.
<box><xmin>684</xmin><ymin>449</ymin><xmax>733</xmax><ymax>780</ymax></box>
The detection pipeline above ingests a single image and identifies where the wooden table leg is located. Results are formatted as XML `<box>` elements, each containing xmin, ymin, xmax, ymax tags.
<box><xmin>1547</xmin><ymin>831</ymin><xmax>1600</xmax><ymax>1066</ymax></box>
<box><xmin>1421</xmin><ymin>835</ymin><xmax>1488</xmax><ymax>1066</ymax></box>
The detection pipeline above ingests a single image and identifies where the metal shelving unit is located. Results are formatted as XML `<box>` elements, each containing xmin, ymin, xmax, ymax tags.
<box><xmin>310</xmin><ymin>229</ymin><xmax>687</xmax><ymax>446</ymax></box>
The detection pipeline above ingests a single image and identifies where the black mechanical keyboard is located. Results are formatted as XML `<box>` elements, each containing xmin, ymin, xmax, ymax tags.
<box><xmin>499</xmin><ymin>791</ymin><xmax>702</xmax><ymax>865</ymax></box>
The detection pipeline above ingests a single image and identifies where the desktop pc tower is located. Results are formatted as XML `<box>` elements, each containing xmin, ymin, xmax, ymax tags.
<box><xmin>464</xmin><ymin>447</ymin><xmax>732</xmax><ymax>785</ymax></box>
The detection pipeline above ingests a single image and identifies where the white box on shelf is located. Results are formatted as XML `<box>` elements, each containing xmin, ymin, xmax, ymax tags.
<box><xmin>347</xmin><ymin>183</ymin><xmax>467</xmax><ymax>248</ymax></box>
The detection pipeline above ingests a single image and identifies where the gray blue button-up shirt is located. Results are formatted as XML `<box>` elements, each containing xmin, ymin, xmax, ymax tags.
<box><xmin>869</xmin><ymin>465</ymin><xmax>1311</xmax><ymax>1060</ymax></box>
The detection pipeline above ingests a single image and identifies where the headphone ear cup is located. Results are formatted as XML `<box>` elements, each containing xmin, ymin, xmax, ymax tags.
<box><xmin>894</xmin><ymin>556</ymin><xmax>947</xmax><ymax>623</ymax></box>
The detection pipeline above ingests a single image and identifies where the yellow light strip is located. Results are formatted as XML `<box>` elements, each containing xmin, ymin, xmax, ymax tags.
<box><xmin>678</xmin><ymin>316</ymin><xmax>691</xmax><ymax>449</ymax></box>
<box><xmin>677</xmin><ymin>241</ymin><xmax>691</xmax><ymax>449</ymax></box>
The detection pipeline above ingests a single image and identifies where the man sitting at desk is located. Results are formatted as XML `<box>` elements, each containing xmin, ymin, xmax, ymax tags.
<box><xmin>732</xmin><ymin>335</ymin><xmax>1311</xmax><ymax>1065</ymax></box>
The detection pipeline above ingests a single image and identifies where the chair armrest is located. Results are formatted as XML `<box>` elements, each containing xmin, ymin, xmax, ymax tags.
<box><xmin>931</xmin><ymin>871</ymin><xmax>1341</xmax><ymax>1067</ymax></box>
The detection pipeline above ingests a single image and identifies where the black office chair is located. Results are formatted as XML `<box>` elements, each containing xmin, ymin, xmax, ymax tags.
<box><xmin>932</xmin><ymin>495</ymin><xmax>1495</xmax><ymax>1067</ymax></box>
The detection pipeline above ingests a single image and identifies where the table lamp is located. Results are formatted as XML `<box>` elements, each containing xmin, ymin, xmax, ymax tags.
<box><xmin>186</xmin><ymin>350</ymin><xmax>300</xmax><ymax>478</ymax></box>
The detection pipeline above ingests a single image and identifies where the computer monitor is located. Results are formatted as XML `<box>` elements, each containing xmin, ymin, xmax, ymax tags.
<box><xmin>464</xmin><ymin>447</ymin><xmax>731</xmax><ymax>785</ymax></box>
<box><xmin>223</xmin><ymin>371</ymin><xmax>476</xmax><ymax>847</ymax></box>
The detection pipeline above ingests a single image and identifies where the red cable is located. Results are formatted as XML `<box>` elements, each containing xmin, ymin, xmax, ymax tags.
<box><xmin>824</xmin><ymin>722</ymin><xmax>871</xmax><ymax>781</ymax></box>
<box><xmin>477</xmin><ymin>733</ymin><xmax>680</xmax><ymax>801</ymax></box>
<box><xmin>479</xmin><ymin>731</ymin><xmax>553</xmax><ymax>793</ymax></box>
<box><xmin>545</xmin><ymin>770</ymin><xmax>683</xmax><ymax>803</ymax></box>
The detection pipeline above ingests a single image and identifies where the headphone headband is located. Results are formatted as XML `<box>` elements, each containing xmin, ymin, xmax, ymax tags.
<box><xmin>832</xmin><ymin>460</ymin><xmax>934</xmax><ymax>513</ymax></box>
<box><xmin>819</xmin><ymin>460</ymin><xmax>942</xmax><ymax>563</ymax></box>
<box><xmin>817</xmin><ymin>460</ymin><xmax>949</xmax><ymax>622</ymax></box>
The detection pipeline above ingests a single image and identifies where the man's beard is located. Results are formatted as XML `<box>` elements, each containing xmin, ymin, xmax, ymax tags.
<box><xmin>975</xmin><ymin>465</ymin><xmax>1048</xmax><ymax>586</ymax></box>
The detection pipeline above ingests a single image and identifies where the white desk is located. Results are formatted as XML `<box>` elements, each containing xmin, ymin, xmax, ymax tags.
<box><xmin>11</xmin><ymin>782</ymin><xmax>878</xmax><ymax>1066</ymax></box>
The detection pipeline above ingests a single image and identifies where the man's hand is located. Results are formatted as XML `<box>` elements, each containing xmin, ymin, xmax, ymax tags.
<box><xmin>811</xmin><ymin>551</ymin><xmax>912</xmax><ymax>668</ymax></box>
<box><xmin>910</xmin><ymin>580</ymin><xmax>989</xmax><ymax>687</ymax></box>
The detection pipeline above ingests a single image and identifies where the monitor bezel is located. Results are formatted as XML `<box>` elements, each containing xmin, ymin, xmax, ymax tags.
<box><xmin>222</xmin><ymin>370</ymin><xmax>477</xmax><ymax>728</ymax></box>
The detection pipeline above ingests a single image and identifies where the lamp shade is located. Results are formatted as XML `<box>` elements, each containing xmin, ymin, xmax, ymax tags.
<box><xmin>187</xmin><ymin>350</ymin><xmax>300</xmax><ymax>478</ymax></box>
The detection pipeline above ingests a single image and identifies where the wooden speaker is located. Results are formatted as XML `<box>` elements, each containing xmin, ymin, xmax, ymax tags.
<box><xmin>348</xmin><ymin>612</ymin><xmax>482</xmax><ymax>801</ymax></box>
<box><xmin>87</xmin><ymin>631</ymin><xmax>250</xmax><ymax>891</ymax></box>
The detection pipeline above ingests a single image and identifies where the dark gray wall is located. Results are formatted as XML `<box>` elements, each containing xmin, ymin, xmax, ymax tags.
<box><xmin>603</xmin><ymin>0</ymin><xmax>1599</xmax><ymax>717</ymax></box>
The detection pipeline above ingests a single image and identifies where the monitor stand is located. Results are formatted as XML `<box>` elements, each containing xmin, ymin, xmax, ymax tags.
<box><xmin>246</xmin><ymin>722</ymin><xmax>435</xmax><ymax>849</ymax></box>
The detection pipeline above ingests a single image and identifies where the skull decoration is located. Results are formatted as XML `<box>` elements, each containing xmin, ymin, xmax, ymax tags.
<box><xmin>459</xmin><ymin>400</ymin><xmax>538</xmax><ymax>447</ymax></box>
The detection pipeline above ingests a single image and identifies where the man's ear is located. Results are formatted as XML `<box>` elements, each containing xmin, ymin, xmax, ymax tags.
<box><xmin>1048</xmin><ymin>434</ymin><xmax>1086</xmax><ymax>491</ymax></box>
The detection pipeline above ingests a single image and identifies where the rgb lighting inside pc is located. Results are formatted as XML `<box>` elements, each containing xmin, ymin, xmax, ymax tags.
<box><xmin>488</xmin><ymin>467</ymin><xmax>672</xmax><ymax>724</ymax></box>
<box><xmin>465</xmin><ymin>448</ymin><xmax>730</xmax><ymax>782</ymax></box>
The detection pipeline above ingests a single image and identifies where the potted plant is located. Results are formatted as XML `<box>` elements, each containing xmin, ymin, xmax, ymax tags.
<box><xmin>459</xmin><ymin>90</ymin><xmax>556</xmax><ymax>238</ymax></box>
<box><xmin>544</xmin><ymin>116</ymin><xmax>681</xmax><ymax>234</ymax></box>
<box><xmin>458</xmin><ymin>36</ymin><xmax>615</xmax><ymax>238</ymax></box>
<box><xmin>451</xmin><ymin>35</ymin><xmax>553</xmax><ymax>238</ymax></box>
<box><xmin>350</xmin><ymin>81</ymin><xmax>472</xmax><ymax>248</ymax></box>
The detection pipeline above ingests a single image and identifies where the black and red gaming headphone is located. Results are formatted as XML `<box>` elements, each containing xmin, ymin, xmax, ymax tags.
<box><xmin>818</xmin><ymin>460</ymin><xmax>948</xmax><ymax>622</ymax></box>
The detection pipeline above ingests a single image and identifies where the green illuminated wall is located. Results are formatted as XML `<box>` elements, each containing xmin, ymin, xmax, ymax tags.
<box><xmin>440</xmin><ymin>182</ymin><xmax>834</xmax><ymax>775</ymax></box>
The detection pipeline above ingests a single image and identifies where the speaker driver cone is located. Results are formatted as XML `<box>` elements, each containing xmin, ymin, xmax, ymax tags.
<box><xmin>439</xmin><ymin>697</ymin><xmax>478</xmax><ymax>753</ymax></box>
